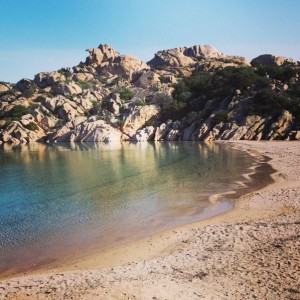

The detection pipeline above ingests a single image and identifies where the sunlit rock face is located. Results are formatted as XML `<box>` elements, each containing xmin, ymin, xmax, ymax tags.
<box><xmin>1</xmin><ymin>42</ymin><xmax>300</xmax><ymax>144</ymax></box>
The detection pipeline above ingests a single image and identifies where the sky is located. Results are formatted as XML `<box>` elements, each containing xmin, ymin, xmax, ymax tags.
<box><xmin>0</xmin><ymin>0</ymin><xmax>299</xmax><ymax>83</ymax></box>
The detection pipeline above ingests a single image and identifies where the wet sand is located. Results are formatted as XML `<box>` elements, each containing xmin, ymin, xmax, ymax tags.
<box><xmin>0</xmin><ymin>141</ymin><xmax>299</xmax><ymax>300</ymax></box>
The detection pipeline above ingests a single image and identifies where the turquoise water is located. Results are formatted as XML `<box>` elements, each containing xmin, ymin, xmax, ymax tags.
<box><xmin>0</xmin><ymin>142</ymin><xmax>272</xmax><ymax>274</ymax></box>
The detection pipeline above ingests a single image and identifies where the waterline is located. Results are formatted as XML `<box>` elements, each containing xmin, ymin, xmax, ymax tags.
<box><xmin>0</xmin><ymin>142</ymin><xmax>273</xmax><ymax>275</ymax></box>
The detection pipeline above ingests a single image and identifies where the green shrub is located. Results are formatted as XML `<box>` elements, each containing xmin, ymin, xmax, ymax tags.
<box><xmin>25</xmin><ymin>122</ymin><xmax>39</xmax><ymax>131</ymax></box>
<box><xmin>118</xmin><ymin>87</ymin><xmax>134</xmax><ymax>101</ymax></box>
<box><xmin>120</xmin><ymin>103</ymin><xmax>127</xmax><ymax>111</ymax></box>
<box><xmin>252</xmin><ymin>89</ymin><xmax>298</xmax><ymax>119</ymax></box>
<box><xmin>0</xmin><ymin>119</ymin><xmax>12</xmax><ymax>129</ymax></box>
<box><xmin>9</xmin><ymin>105</ymin><xmax>30</xmax><ymax>119</ymax></box>
<box><xmin>254</xmin><ymin>65</ymin><xmax>297</xmax><ymax>82</ymax></box>
<box><xmin>23</xmin><ymin>86</ymin><xmax>36</xmax><ymax>98</ymax></box>
<box><xmin>36</xmin><ymin>95</ymin><xmax>46</xmax><ymax>102</ymax></box>
<box><xmin>58</xmin><ymin>68</ymin><xmax>72</xmax><ymax>78</ymax></box>
<box><xmin>211</xmin><ymin>112</ymin><xmax>228</xmax><ymax>126</ymax></box>
<box><xmin>30</xmin><ymin>103</ymin><xmax>39</xmax><ymax>110</ymax></box>
<box><xmin>0</xmin><ymin>89</ymin><xmax>15</xmax><ymax>97</ymax></box>
<box><xmin>218</xmin><ymin>66</ymin><xmax>268</xmax><ymax>91</ymax></box>
<box><xmin>117</xmin><ymin>119</ymin><xmax>125</xmax><ymax>127</ymax></box>
<box><xmin>136</xmin><ymin>98</ymin><xmax>146</xmax><ymax>106</ymax></box>
<box><xmin>77</xmin><ymin>80</ymin><xmax>93</xmax><ymax>90</ymax></box>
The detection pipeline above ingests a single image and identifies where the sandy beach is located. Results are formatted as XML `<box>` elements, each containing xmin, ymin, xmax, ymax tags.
<box><xmin>0</xmin><ymin>141</ymin><xmax>299</xmax><ymax>300</ymax></box>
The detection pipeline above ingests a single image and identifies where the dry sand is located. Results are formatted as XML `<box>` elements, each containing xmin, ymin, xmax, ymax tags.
<box><xmin>0</xmin><ymin>141</ymin><xmax>299</xmax><ymax>300</ymax></box>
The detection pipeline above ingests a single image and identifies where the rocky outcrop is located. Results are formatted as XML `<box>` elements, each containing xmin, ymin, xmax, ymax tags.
<box><xmin>148</xmin><ymin>45</ymin><xmax>222</xmax><ymax>68</ymax></box>
<box><xmin>251</xmin><ymin>54</ymin><xmax>295</xmax><ymax>66</ymax></box>
<box><xmin>1</xmin><ymin>42</ymin><xmax>300</xmax><ymax>144</ymax></box>
<box><xmin>85</xmin><ymin>44</ymin><xmax>120</xmax><ymax>65</ymax></box>
<box><xmin>148</xmin><ymin>48</ymin><xmax>196</xmax><ymax>68</ymax></box>
<box><xmin>122</xmin><ymin>105</ymin><xmax>160</xmax><ymax>137</ymax></box>
<box><xmin>1</xmin><ymin>120</ymin><xmax>45</xmax><ymax>143</ymax></box>
<box><xmin>48</xmin><ymin>119</ymin><xmax>125</xmax><ymax>143</ymax></box>
<box><xmin>198</xmin><ymin>56</ymin><xmax>250</xmax><ymax>72</ymax></box>
<box><xmin>183</xmin><ymin>45</ymin><xmax>221</xmax><ymax>58</ymax></box>
<box><xmin>154</xmin><ymin>120</ymin><xmax>172</xmax><ymax>141</ymax></box>
<box><xmin>133</xmin><ymin>126</ymin><xmax>155</xmax><ymax>141</ymax></box>
<box><xmin>82</xmin><ymin>44</ymin><xmax>149</xmax><ymax>81</ymax></box>
<box><xmin>34</xmin><ymin>71</ymin><xmax>67</xmax><ymax>88</ymax></box>
<box><xmin>266</xmin><ymin>111</ymin><xmax>293</xmax><ymax>140</ymax></box>
<box><xmin>16</xmin><ymin>79</ymin><xmax>34</xmax><ymax>93</ymax></box>
<box><xmin>0</xmin><ymin>84</ymin><xmax>10</xmax><ymax>93</ymax></box>
<box><xmin>133</xmin><ymin>71</ymin><xmax>161</xmax><ymax>89</ymax></box>
<box><xmin>52</xmin><ymin>82</ymin><xmax>82</xmax><ymax>96</ymax></box>
<box><xmin>100</xmin><ymin>55</ymin><xmax>149</xmax><ymax>81</ymax></box>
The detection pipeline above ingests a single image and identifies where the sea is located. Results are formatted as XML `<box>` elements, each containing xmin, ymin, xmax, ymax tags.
<box><xmin>0</xmin><ymin>142</ymin><xmax>273</xmax><ymax>275</ymax></box>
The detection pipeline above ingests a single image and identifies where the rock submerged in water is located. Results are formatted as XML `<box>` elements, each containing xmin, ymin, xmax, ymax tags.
<box><xmin>1</xmin><ymin>43</ymin><xmax>300</xmax><ymax>144</ymax></box>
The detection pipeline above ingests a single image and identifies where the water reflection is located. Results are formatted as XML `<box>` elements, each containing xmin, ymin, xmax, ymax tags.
<box><xmin>0</xmin><ymin>142</ymin><xmax>272</xmax><ymax>274</ymax></box>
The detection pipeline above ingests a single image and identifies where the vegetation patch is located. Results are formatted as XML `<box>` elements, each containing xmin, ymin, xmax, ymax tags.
<box><xmin>24</xmin><ymin>122</ymin><xmax>39</xmax><ymax>131</ymax></box>
<box><xmin>58</xmin><ymin>68</ymin><xmax>72</xmax><ymax>78</ymax></box>
<box><xmin>9</xmin><ymin>105</ymin><xmax>30</xmax><ymax>120</ymax></box>
<box><xmin>117</xmin><ymin>87</ymin><xmax>134</xmax><ymax>101</ymax></box>
<box><xmin>135</xmin><ymin>98</ymin><xmax>146</xmax><ymax>106</ymax></box>
<box><xmin>77</xmin><ymin>80</ymin><xmax>93</xmax><ymax>90</ymax></box>
<box><xmin>211</xmin><ymin>112</ymin><xmax>228</xmax><ymax>126</ymax></box>
<box><xmin>35</xmin><ymin>95</ymin><xmax>46</xmax><ymax>102</ymax></box>
<box><xmin>23</xmin><ymin>86</ymin><xmax>36</xmax><ymax>98</ymax></box>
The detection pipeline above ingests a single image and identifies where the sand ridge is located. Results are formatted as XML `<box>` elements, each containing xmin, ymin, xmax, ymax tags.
<box><xmin>0</xmin><ymin>141</ymin><xmax>299</xmax><ymax>300</ymax></box>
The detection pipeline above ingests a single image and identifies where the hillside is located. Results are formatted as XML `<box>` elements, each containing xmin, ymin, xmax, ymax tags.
<box><xmin>0</xmin><ymin>44</ymin><xmax>300</xmax><ymax>143</ymax></box>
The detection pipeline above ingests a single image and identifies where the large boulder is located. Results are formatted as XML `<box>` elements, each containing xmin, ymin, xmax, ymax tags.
<box><xmin>198</xmin><ymin>56</ymin><xmax>250</xmax><ymax>72</ymax></box>
<box><xmin>1</xmin><ymin>121</ymin><xmax>44</xmax><ymax>143</ymax></box>
<box><xmin>48</xmin><ymin>119</ymin><xmax>125</xmax><ymax>143</ymax></box>
<box><xmin>251</xmin><ymin>54</ymin><xmax>295</xmax><ymax>66</ymax></box>
<box><xmin>148</xmin><ymin>48</ymin><xmax>195</xmax><ymax>68</ymax></box>
<box><xmin>242</xmin><ymin>115</ymin><xmax>268</xmax><ymax>140</ymax></box>
<box><xmin>203</xmin><ymin>123</ymin><xmax>224</xmax><ymax>142</ymax></box>
<box><xmin>183</xmin><ymin>45</ymin><xmax>221</xmax><ymax>58</ymax></box>
<box><xmin>154</xmin><ymin>120</ymin><xmax>172</xmax><ymax>141</ymax></box>
<box><xmin>82</xmin><ymin>44</ymin><xmax>149</xmax><ymax>81</ymax></box>
<box><xmin>52</xmin><ymin>82</ymin><xmax>82</xmax><ymax>96</ymax></box>
<box><xmin>133</xmin><ymin>126</ymin><xmax>155</xmax><ymax>141</ymax></box>
<box><xmin>16</xmin><ymin>79</ymin><xmax>34</xmax><ymax>93</ymax></box>
<box><xmin>100</xmin><ymin>55</ymin><xmax>149</xmax><ymax>81</ymax></box>
<box><xmin>11</xmin><ymin>98</ymin><xmax>29</xmax><ymax>108</ymax></box>
<box><xmin>266</xmin><ymin>110</ymin><xmax>294</xmax><ymax>140</ymax></box>
<box><xmin>57</xmin><ymin>102</ymin><xmax>84</xmax><ymax>122</ymax></box>
<box><xmin>42</xmin><ymin>96</ymin><xmax>66</xmax><ymax>113</ymax></box>
<box><xmin>72</xmin><ymin>72</ymin><xmax>94</xmax><ymax>82</ymax></box>
<box><xmin>85</xmin><ymin>44</ymin><xmax>120</xmax><ymax>65</ymax></box>
<box><xmin>148</xmin><ymin>44</ymin><xmax>222</xmax><ymax>68</ymax></box>
<box><xmin>133</xmin><ymin>70</ymin><xmax>161</xmax><ymax>89</ymax></box>
<box><xmin>106</xmin><ymin>98</ymin><xmax>121</xmax><ymax>115</ymax></box>
<box><xmin>41</xmin><ymin>115</ymin><xmax>59</xmax><ymax>128</ymax></box>
<box><xmin>34</xmin><ymin>71</ymin><xmax>66</xmax><ymax>88</ymax></box>
<box><xmin>0</xmin><ymin>83</ymin><xmax>10</xmax><ymax>93</ymax></box>
<box><xmin>122</xmin><ymin>105</ymin><xmax>161</xmax><ymax>137</ymax></box>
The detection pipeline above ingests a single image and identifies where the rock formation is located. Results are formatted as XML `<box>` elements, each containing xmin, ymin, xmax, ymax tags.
<box><xmin>0</xmin><ymin>43</ymin><xmax>300</xmax><ymax>144</ymax></box>
<box><xmin>251</xmin><ymin>54</ymin><xmax>296</xmax><ymax>66</ymax></box>
<box><xmin>148</xmin><ymin>45</ymin><xmax>222</xmax><ymax>68</ymax></box>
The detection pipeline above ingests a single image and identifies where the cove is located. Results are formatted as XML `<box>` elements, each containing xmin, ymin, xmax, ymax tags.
<box><xmin>0</xmin><ymin>142</ymin><xmax>273</xmax><ymax>276</ymax></box>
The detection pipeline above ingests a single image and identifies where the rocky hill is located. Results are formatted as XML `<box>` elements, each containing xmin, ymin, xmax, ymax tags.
<box><xmin>0</xmin><ymin>44</ymin><xmax>300</xmax><ymax>143</ymax></box>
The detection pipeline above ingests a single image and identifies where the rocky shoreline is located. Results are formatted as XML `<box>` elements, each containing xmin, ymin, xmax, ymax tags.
<box><xmin>0</xmin><ymin>141</ymin><xmax>299</xmax><ymax>300</ymax></box>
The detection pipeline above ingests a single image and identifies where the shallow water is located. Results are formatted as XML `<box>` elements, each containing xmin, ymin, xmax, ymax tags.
<box><xmin>0</xmin><ymin>142</ymin><xmax>272</xmax><ymax>275</ymax></box>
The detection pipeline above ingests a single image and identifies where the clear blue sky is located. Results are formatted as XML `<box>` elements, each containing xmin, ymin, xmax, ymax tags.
<box><xmin>1</xmin><ymin>0</ymin><xmax>299</xmax><ymax>82</ymax></box>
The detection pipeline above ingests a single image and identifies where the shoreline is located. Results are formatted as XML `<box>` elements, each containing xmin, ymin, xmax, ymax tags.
<box><xmin>0</xmin><ymin>141</ymin><xmax>299</xmax><ymax>299</ymax></box>
<box><xmin>0</xmin><ymin>142</ymin><xmax>273</xmax><ymax>279</ymax></box>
